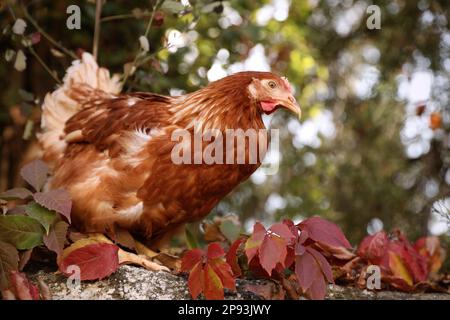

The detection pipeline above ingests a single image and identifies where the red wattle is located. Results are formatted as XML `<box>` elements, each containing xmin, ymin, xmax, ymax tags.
<box><xmin>260</xmin><ymin>100</ymin><xmax>278</xmax><ymax>114</ymax></box>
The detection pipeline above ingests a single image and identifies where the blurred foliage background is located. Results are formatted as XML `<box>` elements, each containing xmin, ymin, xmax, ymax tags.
<box><xmin>0</xmin><ymin>0</ymin><xmax>449</xmax><ymax>261</ymax></box>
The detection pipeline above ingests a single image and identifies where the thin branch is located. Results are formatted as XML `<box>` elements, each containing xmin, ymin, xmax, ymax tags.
<box><xmin>121</xmin><ymin>0</ymin><xmax>162</xmax><ymax>86</ymax></box>
<box><xmin>136</xmin><ymin>45</ymin><xmax>171</xmax><ymax>67</ymax></box>
<box><xmin>143</xmin><ymin>1</ymin><xmax>160</xmax><ymax>38</ymax></box>
<box><xmin>7</xmin><ymin>5</ymin><xmax>17</xmax><ymax>19</ymax></box>
<box><xmin>28</xmin><ymin>46</ymin><xmax>62</xmax><ymax>84</ymax></box>
<box><xmin>8</xmin><ymin>3</ymin><xmax>62</xmax><ymax>84</ymax></box>
<box><xmin>92</xmin><ymin>0</ymin><xmax>103</xmax><ymax>60</ymax></box>
<box><xmin>101</xmin><ymin>12</ymin><xmax>154</xmax><ymax>23</ymax></box>
<box><xmin>21</xmin><ymin>3</ymin><xmax>78</xmax><ymax>60</ymax></box>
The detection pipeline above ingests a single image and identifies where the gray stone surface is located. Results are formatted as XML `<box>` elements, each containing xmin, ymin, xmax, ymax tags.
<box><xmin>30</xmin><ymin>265</ymin><xmax>450</xmax><ymax>300</ymax></box>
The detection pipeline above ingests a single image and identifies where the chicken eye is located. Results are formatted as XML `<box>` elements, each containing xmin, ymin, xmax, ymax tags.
<box><xmin>268</xmin><ymin>81</ymin><xmax>277</xmax><ymax>89</ymax></box>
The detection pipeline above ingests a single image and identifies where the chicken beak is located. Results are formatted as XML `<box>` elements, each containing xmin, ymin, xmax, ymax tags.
<box><xmin>282</xmin><ymin>96</ymin><xmax>301</xmax><ymax>118</ymax></box>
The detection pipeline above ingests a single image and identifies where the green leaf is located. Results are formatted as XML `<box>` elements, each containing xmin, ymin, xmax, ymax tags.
<box><xmin>0</xmin><ymin>240</ymin><xmax>19</xmax><ymax>290</ymax></box>
<box><xmin>20</xmin><ymin>160</ymin><xmax>49</xmax><ymax>192</ymax></box>
<box><xmin>219</xmin><ymin>220</ymin><xmax>241</xmax><ymax>243</ymax></box>
<box><xmin>0</xmin><ymin>188</ymin><xmax>32</xmax><ymax>200</ymax></box>
<box><xmin>185</xmin><ymin>226</ymin><xmax>199</xmax><ymax>249</ymax></box>
<box><xmin>25</xmin><ymin>202</ymin><xmax>57</xmax><ymax>235</ymax></box>
<box><xmin>201</xmin><ymin>1</ymin><xmax>222</xmax><ymax>13</ymax></box>
<box><xmin>161</xmin><ymin>0</ymin><xmax>185</xmax><ymax>14</ymax></box>
<box><xmin>0</xmin><ymin>215</ymin><xmax>44</xmax><ymax>250</ymax></box>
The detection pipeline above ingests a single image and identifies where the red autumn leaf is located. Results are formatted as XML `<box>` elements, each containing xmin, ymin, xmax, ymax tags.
<box><xmin>247</xmin><ymin>255</ymin><xmax>271</xmax><ymax>278</ymax></box>
<box><xmin>295</xmin><ymin>246</ymin><xmax>316</xmax><ymax>290</ymax></box>
<box><xmin>379</xmin><ymin>232</ymin><xmax>428</xmax><ymax>284</ymax></box>
<box><xmin>395</xmin><ymin>235</ymin><xmax>428</xmax><ymax>283</ymax></box>
<box><xmin>415</xmin><ymin>236</ymin><xmax>444</xmax><ymax>273</ymax></box>
<box><xmin>305</xmin><ymin>268</ymin><xmax>327</xmax><ymax>300</ymax></box>
<box><xmin>357</xmin><ymin>231</ymin><xmax>388</xmax><ymax>262</ymax></box>
<box><xmin>269</xmin><ymin>222</ymin><xmax>296</xmax><ymax>244</ymax></box>
<box><xmin>59</xmin><ymin>243</ymin><xmax>119</xmax><ymax>280</ymax></box>
<box><xmin>9</xmin><ymin>271</ymin><xmax>40</xmax><ymax>300</ymax></box>
<box><xmin>181</xmin><ymin>243</ymin><xmax>236</xmax><ymax>300</ymax></box>
<box><xmin>226</xmin><ymin>238</ymin><xmax>245</xmax><ymax>277</ymax></box>
<box><xmin>180</xmin><ymin>248</ymin><xmax>203</xmax><ymax>272</ymax></box>
<box><xmin>245</xmin><ymin>222</ymin><xmax>295</xmax><ymax>275</ymax></box>
<box><xmin>207</xmin><ymin>242</ymin><xmax>225</xmax><ymax>259</ymax></box>
<box><xmin>284</xmin><ymin>246</ymin><xmax>296</xmax><ymax>269</ymax></box>
<box><xmin>204</xmin><ymin>264</ymin><xmax>224</xmax><ymax>300</ymax></box>
<box><xmin>306</xmin><ymin>246</ymin><xmax>334</xmax><ymax>283</ymax></box>
<box><xmin>209</xmin><ymin>258</ymin><xmax>235</xmax><ymax>291</ymax></box>
<box><xmin>187</xmin><ymin>262</ymin><xmax>203</xmax><ymax>299</ymax></box>
<box><xmin>34</xmin><ymin>189</ymin><xmax>72</xmax><ymax>223</ymax></box>
<box><xmin>259</xmin><ymin>233</ymin><xmax>287</xmax><ymax>275</ymax></box>
<box><xmin>245</xmin><ymin>222</ymin><xmax>266</xmax><ymax>262</ymax></box>
<box><xmin>282</xmin><ymin>219</ymin><xmax>299</xmax><ymax>238</ymax></box>
<box><xmin>298</xmin><ymin>217</ymin><xmax>352</xmax><ymax>249</ymax></box>
<box><xmin>298</xmin><ymin>229</ymin><xmax>309</xmax><ymax>244</ymax></box>
<box><xmin>295</xmin><ymin>243</ymin><xmax>333</xmax><ymax>299</ymax></box>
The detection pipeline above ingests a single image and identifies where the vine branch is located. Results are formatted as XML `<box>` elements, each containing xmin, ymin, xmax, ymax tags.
<box><xmin>21</xmin><ymin>3</ymin><xmax>78</xmax><ymax>60</ymax></box>
<box><xmin>121</xmin><ymin>0</ymin><xmax>162</xmax><ymax>86</ymax></box>
<box><xmin>93</xmin><ymin>0</ymin><xmax>103</xmax><ymax>60</ymax></box>
<box><xmin>28</xmin><ymin>46</ymin><xmax>62</xmax><ymax>84</ymax></box>
<box><xmin>101</xmin><ymin>12</ymin><xmax>154</xmax><ymax>23</ymax></box>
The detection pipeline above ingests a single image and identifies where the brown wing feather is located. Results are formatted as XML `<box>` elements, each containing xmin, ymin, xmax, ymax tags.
<box><xmin>64</xmin><ymin>93</ymin><xmax>174</xmax><ymax>155</ymax></box>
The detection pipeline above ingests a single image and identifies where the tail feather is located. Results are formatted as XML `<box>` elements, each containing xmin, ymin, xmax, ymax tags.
<box><xmin>39</xmin><ymin>53</ymin><xmax>122</xmax><ymax>167</ymax></box>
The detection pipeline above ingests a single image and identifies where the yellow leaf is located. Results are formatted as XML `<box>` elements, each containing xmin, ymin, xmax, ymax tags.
<box><xmin>388</xmin><ymin>251</ymin><xmax>413</xmax><ymax>286</ymax></box>
<box><xmin>135</xmin><ymin>240</ymin><xmax>158</xmax><ymax>258</ymax></box>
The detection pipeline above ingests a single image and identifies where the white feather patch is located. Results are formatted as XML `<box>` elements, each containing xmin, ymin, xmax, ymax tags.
<box><xmin>127</xmin><ymin>98</ymin><xmax>139</xmax><ymax>106</ymax></box>
<box><xmin>117</xmin><ymin>201</ymin><xmax>143</xmax><ymax>220</ymax></box>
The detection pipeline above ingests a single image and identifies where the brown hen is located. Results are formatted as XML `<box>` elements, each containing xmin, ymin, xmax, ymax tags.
<box><xmin>38</xmin><ymin>53</ymin><xmax>300</xmax><ymax>249</ymax></box>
